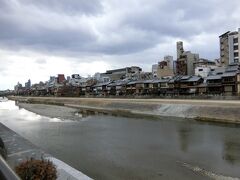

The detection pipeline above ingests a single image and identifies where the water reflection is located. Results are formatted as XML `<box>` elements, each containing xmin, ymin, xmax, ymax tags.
<box><xmin>0</xmin><ymin>100</ymin><xmax>63</xmax><ymax>123</ymax></box>
<box><xmin>223</xmin><ymin>140</ymin><xmax>240</xmax><ymax>165</ymax></box>
<box><xmin>177</xmin><ymin>125</ymin><xmax>192</xmax><ymax>153</ymax></box>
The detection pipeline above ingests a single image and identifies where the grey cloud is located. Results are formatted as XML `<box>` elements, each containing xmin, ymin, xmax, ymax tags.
<box><xmin>35</xmin><ymin>59</ymin><xmax>47</xmax><ymax>64</ymax></box>
<box><xmin>0</xmin><ymin>0</ymin><xmax>239</xmax><ymax>59</ymax></box>
<box><xmin>0</xmin><ymin>67</ymin><xmax>5</xmax><ymax>73</ymax></box>
<box><xmin>0</xmin><ymin>16</ymin><xmax>98</xmax><ymax>53</ymax></box>
<box><xmin>97</xmin><ymin>31</ymin><xmax>163</xmax><ymax>55</ymax></box>
<box><xmin>18</xmin><ymin>0</ymin><xmax>103</xmax><ymax>15</ymax></box>
<box><xmin>122</xmin><ymin>0</ymin><xmax>238</xmax><ymax>39</ymax></box>
<box><xmin>0</xmin><ymin>60</ymin><xmax>12</xmax><ymax>75</ymax></box>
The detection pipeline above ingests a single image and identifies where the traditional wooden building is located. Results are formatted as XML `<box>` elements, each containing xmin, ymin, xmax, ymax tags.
<box><xmin>221</xmin><ymin>72</ymin><xmax>237</xmax><ymax>95</ymax></box>
<box><xmin>84</xmin><ymin>79</ymin><xmax>97</xmax><ymax>96</ymax></box>
<box><xmin>206</xmin><ymin>75</ymin><xmax>222</xmax><ymax>94</ymax></box>
<box><xmin>92</xmin><ymin>82</ymin><xmax>111</xmax><ymax>96</ymax></box>
<box><xmin>179</xmin><ymin>76</ymin><xmax>203</xmax><ymax>95</ymax></box>
<box><xmin>107</xmin><ymin>80</ymin><xmax>129</xmax><ymax>96</ymax></box>
<box><xmin>168</xmin><ymin>76</ymin><xmax>182</xmax><ymax>95</ymax></box>
<box><xmin>126</xmin><ymin>81</ymin><xmax>137</xmax><ymax>95</ymax></box>
<box><xmin>142</xmin><ymin>80</ymin><xmax>154</xmax><ymax>95</ymax></box>
<box><xmin>151</xmin><ymin>79</ymin><xmax>170</xmax><ymax>95</ymax></box>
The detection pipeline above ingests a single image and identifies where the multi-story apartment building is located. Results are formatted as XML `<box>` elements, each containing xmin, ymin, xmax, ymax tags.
<box><xmin>175</xmin><ymin>41</ymin><xmax>199</xmax><ymax>76</ymax></box>
<box><xmin>219</xmin><ymin>28</ymin><xmax>240</xmax><ymax>65</ymax></box>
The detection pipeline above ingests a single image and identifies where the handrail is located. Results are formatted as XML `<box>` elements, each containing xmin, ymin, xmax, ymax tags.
<box><xmin>0</xmin><ymin>156</ymin><xmax>20</xmax><ymax>180</ymax></box>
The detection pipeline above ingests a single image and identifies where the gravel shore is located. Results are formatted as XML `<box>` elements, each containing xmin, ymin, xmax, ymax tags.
<box><xmin>18</xmin><ymin>103</ymin><xmax>79</xmax><ymax>120</ymax></box>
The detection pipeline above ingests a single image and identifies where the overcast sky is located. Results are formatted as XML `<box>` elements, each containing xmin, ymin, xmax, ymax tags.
<box><xmin>0</xmin><ymin>0</ymin><xmax>240</xmax><ymax>90</ymax></box>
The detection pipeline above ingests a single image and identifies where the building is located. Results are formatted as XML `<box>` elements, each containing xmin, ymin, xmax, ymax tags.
<box><xmin>206</xmin><ymin>63</ymin><xmax>240</xmax><ymax>95</ymax></box>
<box><xmin>25</xmin><ymin>79</ymin><xmax>31</xmax><ymax>89</ymax></box>
<box><xmin>152</xmin><ymin>56</ymin><xmax>174</xmax><ymax>78</ymax></box>
<box><xmin>92</xmin><ymin>82</ymin><xmax>111</xmax><ymax>96</ymax></box>
<box><xmin>219</xmin><ymin>31</ymin><xmax>230</xmax><ymax>65</ymax></box>
<box><xmin>152</xmin><ymin>79</ymin><xmax>171</xmax><ymax>95</ymax></box>
<box><xmin>228</xmin><ymin>30</ymin><xmax>239</xmax><ymax>64</ymax></box>
<box><xmin>107</xmin><ymin>80</ymin><xmax>130</xmax><ymax>96</ymax></box>
<box><xmin>69</xmin><ymin>74</ymin><xmax>86</xmax><ymax>86</ymax></box>
<box><xmin>152</xmin><ymin>64</ymin><xmax>158</xmax><ymax>78</ymax></box>
<box><xmin>164</xmin><ymin>55</ymin><xmax>174</xmax><ymax>70</ymax></box>
<box><xmin>57</xmin><ymin>74</ymin><xmax>66</xmax><ymax>84</ymax></box>
<box><xmin>195</xmin><ymin>67</ymin><xmax>211</xmax><ymax>78</ymax></box>
<box><xmin>206</xmin><ymin>75</ymin><xmax>223</xmax><ymax>94</ymax></box>
<box><xmin>176</xmin><ymin>41</ymin><xmax>199</xmax><ymax>76</ymax></box>
<box><xmin>194</xmin><ymin>58</ymin><xmax>216</xmax><ymax>78</ymax></box>
<box><xmin>94</xmin><ymin>72</ymin><xmax>111</xmax><ymax>83</ymax></box>
<box><xmin>14</xmin><ymin>82</ymin><xmax>23</xmax><ymax>92</ymax></box>
<box><xmin>219</xmin><ymin>28</ymin><xmax>240</xmax><ymax>65</ymax></box>
<box><xmin>179</xmin><ymin>76</ymin><xmax>204</xmax><ymax>94</ymax></box>
<box><xmin>157</xmin><ymin>60</ymin><xmax>174</xmax><ymax>78</ymax></box>
<box><xmin>46</xmin><ymin>76</ymin><xmax>57</xmax><ymax>88</ymax></box>
<box><xmin>101</xmin><ymin>66</ymin><xmax>142</xmax><ymax>81</ymax></box>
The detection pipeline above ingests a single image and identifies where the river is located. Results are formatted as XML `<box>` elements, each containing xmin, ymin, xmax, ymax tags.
<box><xmin>0</xmin><ymin>98</ymin><xmax>240</xmax><ymax>180</ymax></box>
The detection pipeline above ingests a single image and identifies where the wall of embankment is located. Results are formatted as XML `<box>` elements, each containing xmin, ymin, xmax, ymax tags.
<box><xmin>8</xmin><ymin>96</ymin><xmax>240</xmax><ymax>124</ymax></box>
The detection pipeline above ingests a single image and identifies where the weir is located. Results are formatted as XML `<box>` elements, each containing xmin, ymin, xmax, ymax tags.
<box><xmin>9</xmin><ymin>96</ymin><xmax>240</xmax><ymax>124</ymax></box>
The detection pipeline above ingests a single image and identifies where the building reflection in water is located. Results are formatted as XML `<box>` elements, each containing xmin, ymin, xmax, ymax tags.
<box><xmin>223</xmin><ymin>140</ymin><xmax>240</xmax><ymax>165</ymax></box>
<box><xmin>177</xmin><ymin>124</ymin><xmax>192</xmax><ymax>153</ymax></box>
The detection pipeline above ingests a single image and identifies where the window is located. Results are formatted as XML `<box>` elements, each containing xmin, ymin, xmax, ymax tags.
<box><xmin>198</xmin><ymin>69</ymin><xmax>203</xmax><ymax>72</ymax></box>
<box><xmin>234</xmin><ymin>45</ymin><xmax>238</xmax><ymax>50</ymax></box>
<box><xmin>234</xmin><ymin>58</ymin><xmax>239</xmax><ymax>63</ymax></box>
<box><xmin>234</xmin><ymin>52</ymin><xmax>239</xmax><ymax>57</ymax></box>
<box><xmin>233</xmin><ymin>38</ymin><xmax>238</xmax><ymax>43</ymax></box>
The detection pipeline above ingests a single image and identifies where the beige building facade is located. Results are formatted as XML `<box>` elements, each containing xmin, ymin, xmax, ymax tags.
<box><xmin>152</xmin><ymin>56</ymin><xmax>174</xmax><ymax>78</ymax></box>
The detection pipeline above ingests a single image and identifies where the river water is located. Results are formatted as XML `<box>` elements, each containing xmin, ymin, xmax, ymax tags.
<box><xmin>0</xmin><ymin>98</ymin><xmax>240</xmax><ymax>180</ymax></box>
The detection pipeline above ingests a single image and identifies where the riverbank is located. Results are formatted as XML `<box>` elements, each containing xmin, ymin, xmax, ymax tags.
<box><xmin>8</xmin><ymin>96</ymin><xmax>240</xmax><ymax>124</ymax></box>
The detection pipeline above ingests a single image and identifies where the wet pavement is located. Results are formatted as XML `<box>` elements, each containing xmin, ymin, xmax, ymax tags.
<box><xmin>1</xmin><ymin>99</ymin><xmax>240</xmax><ymax>179</ymax></box>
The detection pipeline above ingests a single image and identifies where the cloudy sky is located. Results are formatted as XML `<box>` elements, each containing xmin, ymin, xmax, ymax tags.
<box><xmin>0</xmin><ymin>0</ymin><xmax>240</xmax><ymax>90</ymax></box>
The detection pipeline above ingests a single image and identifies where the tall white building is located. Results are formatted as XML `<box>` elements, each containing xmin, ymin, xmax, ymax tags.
<box><xmin>219</xmin><ymin>28</ymin><xmax>240</xmax><ymax>65</ymax></box>
<box><xmin>228</xmin><ymin>29</ymin><xmax>240</xmax><ymax>64</ymax></box>
<box><xmin>152</xmin><ymin>64</ymin><xmax>158</xmax><ymax>78</ymax></box>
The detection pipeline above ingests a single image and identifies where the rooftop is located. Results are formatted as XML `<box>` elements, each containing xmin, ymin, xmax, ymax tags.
<box><xmin>180</xmin><ymin>76</ymin><xmax>202</xmax><ymax>82</ymax></box>
<box><xmin>206</xmin><ymin>75</ymin><xmax>222</xmax><ymax>80</ymax></box>
<box><xmin>222</xmin><ymin>72</ymin><xmax>237</xmax><ymax>78</ymax></box>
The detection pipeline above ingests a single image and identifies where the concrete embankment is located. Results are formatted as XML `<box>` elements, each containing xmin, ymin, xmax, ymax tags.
<box><xmin>8</xmin><ymin>96</ymin><xmax>240</xmax><ymax>124</ymax></box>
<box><xmin>0</xmin><ymin>123</ymin><xmax>92</xmax><ymax>180</ymax></box>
